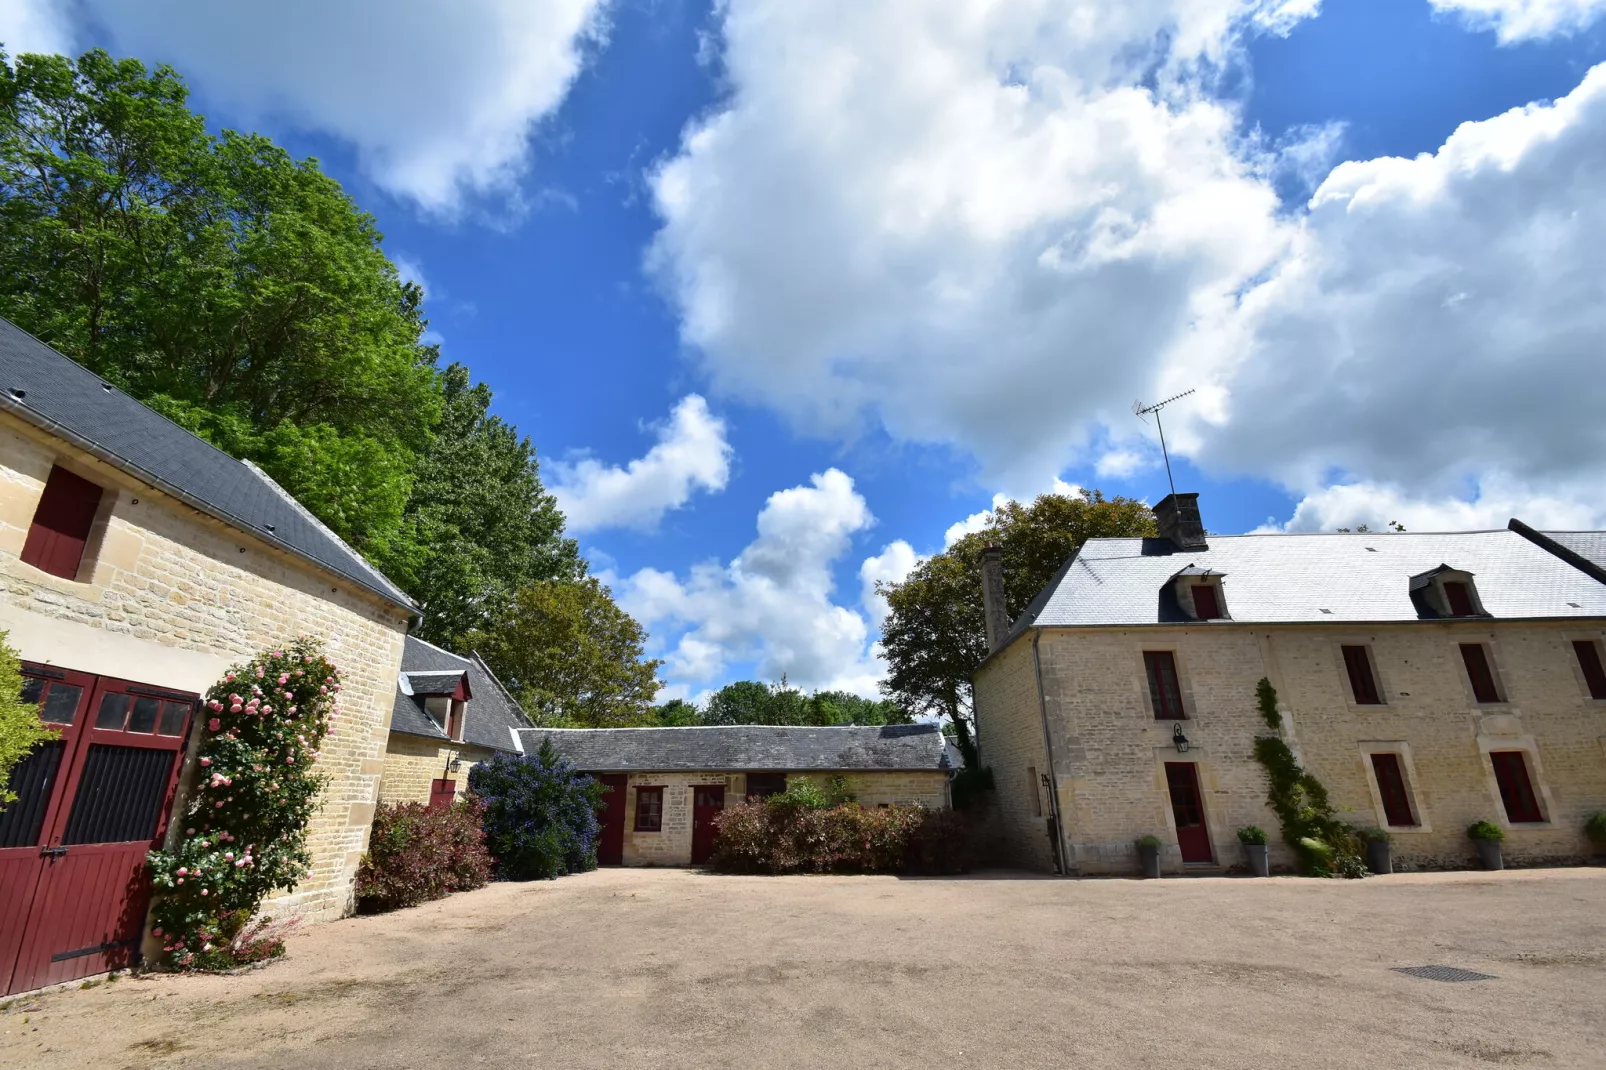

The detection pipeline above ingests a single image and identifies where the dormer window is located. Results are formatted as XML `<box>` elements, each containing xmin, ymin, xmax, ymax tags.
<box><xmin>1409</xmin><ymin>565</ymin><xmax>1487</xmax><ymax>619</ymax></box>
<box><xmin>405</xmin><ymin>670</ymin><xmax>471</xmax><ymax>740</ymax></box>
<box><xmin>1171</xmin><ymin>567</ymin><xmax>1228</xmax><ymax>621</ymax></box>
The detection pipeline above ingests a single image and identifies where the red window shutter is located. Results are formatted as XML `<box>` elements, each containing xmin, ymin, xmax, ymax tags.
<box><xmin>1144</xmin><ymin>651</ymin><xmax>1186</xmax><ymax>720</ymax></box>
<box><xmin>1369</xmin><ymin>753</ymin><xmax>1416</xmax><ymax>826</ymax></box>
<box><xmin>1459</xmin><ymin>644</ymin><xmax>1501</xmax><ymax>703</ymax></box>
<box><xmin>1490</xmin><ymin>752</ymin><xmax>1543</xmax><ymax>823</ymax></box>
<box><xmin>428</xmin><ymin>778</ymin><xmax>456</xmax><ymax>809</ymax></box>
<box><xmin>1443</xmin><ymin>581</ymin><xmax>1475</xmax><ymax>617</ymax></box>
<box><xmin>20</xmin><ymin>466</ymin><xmax>104</xmax><ymax>580</ymax></box>
<box><xmin>1342</xmin><ymin>646</ymin><xmax>1382</xmax><ymax>705</ymax></box>
<box><xmin>1191</xmin><ymin>584</ymin><xmax>1221</xmax><ymax>620</ymax></box>
<box><xmin>1573</xmin><ymin>641</ymin><xmax>1606</xmax><ymax>700</ymax></box>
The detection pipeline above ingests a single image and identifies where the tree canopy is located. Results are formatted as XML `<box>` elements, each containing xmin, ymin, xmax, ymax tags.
<box><xmin>469</xmin><ymin>579</ymin><xmax>663</xmax><ymax>728</ymax></box>
<box><xmin>877</xmin><ymin>489</ymin><xmax>1154</xmax><ymax>763</ymax></box>
<box><xmin>695</xmin><ymin>679</ymin><xmax>913</xmax><ymax>727</ymax></box>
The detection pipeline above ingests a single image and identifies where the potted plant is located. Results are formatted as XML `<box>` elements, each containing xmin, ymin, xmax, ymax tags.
<box><xmin>1585</xmin><ymin>812</ymin><xmax>1606</xmax><ymax>863</ymax></box>
<box><xmin>1359</xmin><ymin>827</ymin><xmax>1392</xmax><ymax>875</ymax></box>
<box><xmin>1237</xmin><ymin>826</ymin><xmax>1269</xmax><ymax>877</ymax></box>
<box><xmin>1135</xmin><ymin>834</ymin><xmax>1162</xmax><ymax>879</ymax></box>
<box><xmin>1467</xmin><ymin>820</ymin><xmax>1505</xmax><ymax>870</ymax></box>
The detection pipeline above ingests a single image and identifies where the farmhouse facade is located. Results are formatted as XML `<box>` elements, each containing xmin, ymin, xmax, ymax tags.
<box><xmin>520</xmin><ymin>724</ymin><xmax>954</xmax><ymax>866</ymax></box>
<box><xmin>0</xmin><ymin>319</ymin><xmax>414</xmax><ymax>995</ymax></box>
<box><xmin>973</xmin><ymin>493</ymin><xmax>1606</xmax><ymax>876</ymax></box>
<box><xmin>380</xmin><ymin>635</ymin><xmax>531</xmax><ymax>807</ymax></box>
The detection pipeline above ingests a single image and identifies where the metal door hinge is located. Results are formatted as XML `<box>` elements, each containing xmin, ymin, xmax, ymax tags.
<box><xmin>41</xmin><ymin>845</ymin><xmax>69</xmax><ymax>857</ymax></box>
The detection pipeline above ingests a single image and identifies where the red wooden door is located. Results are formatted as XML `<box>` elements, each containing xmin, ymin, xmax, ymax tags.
<box><xmin>596</xmin><ymin>775</ymin><xmax>627</xmax><ymax>866</ymax></box>
<box><xmin>428</xmin><ymin>778</ymin><xmax>457</xmax><ymax>809</ymax></box>
<box><xmin>691</xmin><ymin>785</ymin><xmax>725</xmax><ymax>865</ymax></box>
<box><xmin>2</xmin><ymin>668</ymin><xmax>193</xmax><ymax>995</ymax></box>
<box><xmin>1164</xmin><ymin>762</ymin><xmax>1214</xmax><ymax>865</ymax></box>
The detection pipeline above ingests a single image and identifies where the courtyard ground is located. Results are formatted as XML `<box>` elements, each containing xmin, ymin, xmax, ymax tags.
<box><xmin>2</xmin><ymin>866</ymin><xmax>1602</xmax><ymax>1069</ymax></box>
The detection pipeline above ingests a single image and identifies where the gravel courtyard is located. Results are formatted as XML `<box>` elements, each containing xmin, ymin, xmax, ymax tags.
<box><xmin>3</xmin><ymin>867</ymin><xmax>1603</xmax><ymax>1069</ymax></box>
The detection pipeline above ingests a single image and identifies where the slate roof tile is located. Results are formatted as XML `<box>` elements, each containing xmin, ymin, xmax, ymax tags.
<box><xmin>514</xmin><ymin>723</ymin><xmax>953</xmax><ymax>773</ymax></box>
<box><xmin>390</xmin><ymin>636</ymin><xmax>531</xmax><ymax>752</ymax></box>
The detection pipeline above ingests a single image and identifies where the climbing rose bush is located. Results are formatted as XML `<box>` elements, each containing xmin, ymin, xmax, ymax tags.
<box><xmin>147</xmin><ymin>638</ymin><xmax>341</xmax><ymax>970</ymax></box>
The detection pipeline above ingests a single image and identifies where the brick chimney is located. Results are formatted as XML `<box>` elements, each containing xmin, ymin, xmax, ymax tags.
<box><xmin>979</xmin><ymin>545</ymin><xmax>1011</xmax><ymax>653</ymax></box>
<box><xmin>1154</xmin><ymin>493</ymin><xmax>1208</xmax><ymax>551</ymax></box>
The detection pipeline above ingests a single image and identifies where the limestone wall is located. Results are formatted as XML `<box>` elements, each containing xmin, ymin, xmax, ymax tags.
<box><xmin>378</xmin><ymin>733</ymin><xmax>497</xmax><ymax>805</ymax></box>
<box><xmin>972</xmin><ymin>637</ymin><xmax>1058</xmax><ymax>873</ymax></box>
<box><xmin>0</xmin><ymin>415</ymin><xmax>411</xmax><ymax>922</ymax></box>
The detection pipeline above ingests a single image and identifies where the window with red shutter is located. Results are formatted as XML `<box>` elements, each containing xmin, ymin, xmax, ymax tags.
<box><xmin>428</xmin><ymin>778</ymin><xmax>456</xmax><ymax>809</ymax></box>
<box><xmin>1459</xmin><ymin>644</ymin><xmax>1501</xmax><ymax>703</ymax></box>
<box><xmin>1342</xmin><ymin>645</ymin><xmax>1383</xmax><ymax>705</ymax></box>
<box><xmin>1369</xmin><ymin>753</ymin><xmax>1417</xmax><ymax>826</ymax></box>
<box><xmin>634</xmin><ymin>786</ymin><xmax>664</xmax><ymax>831</ymax></box>
<box><xmin>1191</xmin><ymin>584</ymin><xmax>1221</xmax><ymax>620</ymax></box>
<box><xmin>1489</xmin><ymin>751</ymin><xmax>1544</xmax><ymax>823</ymax></box>
<box><xmin>20</xmin><ymin>465</ymin><xmax>104</xmax><ymax>580</ymax></box>
<box><xmin>1144</xmin><ymin>651</ymin><xmax>1186</xmax><ymax>720</ymax></box>
<box><xmin>1443</xmin><ymin>581</ymin><xmax>1475</xmax><ymax>617</ymax></box>
<box><xmin>1573</xmin><ymin>641</ymin><xmax>1606</xmax><ymax>700</ymax></box>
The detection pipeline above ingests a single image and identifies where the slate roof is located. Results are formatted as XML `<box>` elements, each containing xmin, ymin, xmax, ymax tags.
<box><xmin>389</xmin><ymin>635</ymin><xmax>531</xmax><ymax>752</ymax></box>
<box><xmin>0</xmin><ymin>317</ymin><xmax>413</xmax><ymax>609</ymax></box>
<box><xmin>405</xmin><ymin>671</ymin><xmax>469</xmax><ymax>696</ymax></box>
<box><xmin>514</xmin><ymin>723</ymin><xmax>953</xmax><ymax>774</ymax></box>
<box><xmin>1545</xmin><ymin>532</ymin><xmax>1606</xmax><ymax>572</ymax></box>
<box><xmin>1507</xmin><ymin>520</ymin><xmax>1606</xmax><ymax>586</ymax></box>
<box><xmin>1007</xmin><ymin>528</ymin><xmax>1606</xmax><ymax>638</ymax></box>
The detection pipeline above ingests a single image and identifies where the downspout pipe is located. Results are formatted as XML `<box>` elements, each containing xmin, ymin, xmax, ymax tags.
<box><xmin>1031</xmin><ymin>629</ymin><xmax>1073</xmax><ymax>876</ymax></box>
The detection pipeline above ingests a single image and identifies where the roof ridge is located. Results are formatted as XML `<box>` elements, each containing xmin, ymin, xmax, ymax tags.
<box><xmin>406</xmin><ymin>633</ymin><xmax>473</xmax><ymax>663</ymax></box>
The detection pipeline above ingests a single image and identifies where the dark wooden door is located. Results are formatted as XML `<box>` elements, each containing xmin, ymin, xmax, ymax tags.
<box><xmin>3</xmin><ymin>668</ymin><xmax>192</xmax><ymax>995</ymax></box>
<box><xmin>428</xmin><ymin>778</ymin><xmax>456</xmax><ymax>809</ymax></box>
<box><xmin>691</xmin><ymin>785</ymin><xmax>725</xmax><ymax>865</ymax></box>
<box><xmin>596</xmin><ymin>774</ymin><xmax>627</xmax><ymax>866</ymax></box>
<box><xmin>1164</xmin><ymin>762</ymin><xmax>1214</xmax><ymax>865</ymax></box>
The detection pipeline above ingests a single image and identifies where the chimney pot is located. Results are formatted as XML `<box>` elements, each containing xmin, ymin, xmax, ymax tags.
<box><xmin>1154</xmin><ymin>493</ymin><xmax>1208</xmax><ymax>551</ymax></box>
<box><xmin>979</xmin><ymin>545</ymin><xmax>1011</xmax><ymax>653</ymax></box>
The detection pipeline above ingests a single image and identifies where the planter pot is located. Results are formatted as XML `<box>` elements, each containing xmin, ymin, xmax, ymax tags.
<box><xmin>1365</xmin><ymin>840</ymin><xmax>1392</xmax><ymax>875</ymax></box>
<box><xmin>1137</xmin><ymin>844</ymin><xmax>1161</xmax><ymax>879</ymax></box>
<box><xmin>1242</xmin><ymin>843</ymin><xmax>1269</xmax><ymax>877</ymax></box>
<box><xmin>1474</xmin><ymin>839</ymin><xmax>1503</xmax><ymax>871</ymax></box>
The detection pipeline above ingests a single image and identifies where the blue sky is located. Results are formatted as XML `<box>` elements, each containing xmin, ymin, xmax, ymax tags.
<box><xmin>9</xmin><ymin>0</ymin><xmax>1606</xmax><ymax>700</ymax></box>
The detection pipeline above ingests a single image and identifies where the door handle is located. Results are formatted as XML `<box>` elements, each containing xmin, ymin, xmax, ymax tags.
<box><xmin>41</xmin><ymin>845</ymin><xmax>68</xmax><ymax>858</ymax></box>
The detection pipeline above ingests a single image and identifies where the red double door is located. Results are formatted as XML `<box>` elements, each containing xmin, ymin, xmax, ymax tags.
<box><xmin>0</xmin><ymin>664</ymin><xmax>193</xmax><ymax>996</ymax></box>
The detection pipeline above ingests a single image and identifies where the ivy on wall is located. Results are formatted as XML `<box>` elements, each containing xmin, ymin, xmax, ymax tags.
<box><xmin>1250</xmin><ymin>678</ymin><xmax>1367</xmax><ymax>878</ymax></box>
<box><xmin>146</xmin><ymin>638</ymin><xmax>341</xmax><ymax>969</ymax></box>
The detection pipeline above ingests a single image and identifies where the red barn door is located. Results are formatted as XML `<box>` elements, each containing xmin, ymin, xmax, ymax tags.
<box><xmin>596</xmin><ymin>775</ymin><xmax>627</xmax><ymax>866</ymax></box>
<box><xmin>691</xmin><ymin>785</ymin><xmax>725</xmax><ymax>865</ymax></box>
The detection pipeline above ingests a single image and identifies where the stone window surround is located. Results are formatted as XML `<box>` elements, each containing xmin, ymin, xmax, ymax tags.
<box><xmin>1329</xmin><ymin>637</ymin><xmax>1394</xmax><ymax>710</ymax></box>
<box><xmin>1356</xmin><ymin>741</ymin><xmax>1433</xmax><ymax>834</ymax></box>
<box><xmin>14</xmin><ymin>463</ymin><xmax>119</xmax><ymax>588</ymax></box>
<box><xmin>1136</xmin><ymin>644</ymin><xmax>1198</xmax><ymax>721</ymax></box>
<box><xmin>1455</xmin><ymin>634</ymin><xmax>1512</xmax><ymax>708</ymax></box>
<box><xmin>1564</xmin><ymin>632</ymin><xmax>1606</xmax><ymax>703</ymax></box>
<box><xmin>1473</xmin><ymin>733</ymin><xmax>1557</xmax><ymax>830</ymax></box>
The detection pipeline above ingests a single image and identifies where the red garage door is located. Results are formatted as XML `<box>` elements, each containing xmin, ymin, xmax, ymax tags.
<box><xmin>0</xmin><ymin>664</ymin><xmax>193</xmax><ymax>996</ymax></box>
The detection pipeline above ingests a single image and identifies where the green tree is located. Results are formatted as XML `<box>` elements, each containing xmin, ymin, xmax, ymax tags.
<box><xmin>0</xmin><ymin>631</ymin><xmax>55</xmax><ymax>805</ymax></box>
<box><xmin>395</xmin><ymin>364</ymin><xmax>581</xmax><ymax>650</ymax></box>
<box><xmin>652</xmin><ymin>698</ymin><xmax>703</xmax><ymax>726</ymax></box>
<box><xmin>0</xmin><ymin>49</ymin><xmax>439</xmax><ymax>559</ymax></box>
<box><xmin>702</xmin><ymin>679</ymin><xmax>915</xmax><ymax>726</ymax></box>
<box><xmin>878</xmin><ymin>489</ymin><xmax>1154</xmax><ymax>763</ymax></box>
<box><xmin>469</xmin><ymin>579</ymin><xmax>662</xmax><ymax>728</ymax></box>
<box><xmin>703</xmin><ymin>680</ymin><xmax>776</xmax><ymax>725</ymax></box>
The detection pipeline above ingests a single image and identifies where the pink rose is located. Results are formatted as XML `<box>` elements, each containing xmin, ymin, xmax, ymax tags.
<box><xmin>200</xmin><ymin>758</ymin><xmax>211</xmax><ymax>767</ymax></box>
<box><xmin>176</xmin><ymin>878</ymin><xmax>184</xmax><ymax>885</ymax></box>
<box><xmin>286</xmin><ymin>756</ymin><xmax>296</xmax><ymax>764</ymax></box>
<box><xmin>215</xmin><ymin>801</ymin><xmax>224</xmax><ymax>808</ymax></box>
<box><xmin>208</xmin><ymin>718</ymin><xmax>221</xmax><ymax>732</ymax></box>
<box><xmin>278</xmin><ymin>674</ymin><xmax>289</xmax><ymax>685</ymax></box>
<box><xmin>177</xmin><ymin>867</ymin><xmax>188</xmax><ymax>876</ymax></box>
<box><xmin>186</xmin><ymin>827</ymin><xmax>195</xmax><ymax>835</ymax></box>
<box><xmin>226</xmin><ymin>672</ymin><xmax>236</xmax><ymax>682</ymax></box>
<box><xmin>200</xmin><ymin>889</ymin><xmax>208</xmax><ymax>897</ymax></box>
<box><xmin>319</xmin><ymin>686</ymin><xmax>328</xmax><ymax>694</ymax></box>
<box><xmin>152</xmin><ymin>927</ymin><xmax>162</xmax><ymax>936</ymax></box>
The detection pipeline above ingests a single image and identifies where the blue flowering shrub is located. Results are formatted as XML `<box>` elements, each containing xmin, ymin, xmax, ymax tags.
<box><xmin>468</xmin><ymin>740</ymin><xmax>605</xmax><ymax>879</ymax></box>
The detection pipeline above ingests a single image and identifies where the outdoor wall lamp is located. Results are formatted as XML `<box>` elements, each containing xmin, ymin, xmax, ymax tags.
<box><xmin>1172</xmin><ymin>724</ymin><xmax>1191</xmax><ymax>753</ymax></box>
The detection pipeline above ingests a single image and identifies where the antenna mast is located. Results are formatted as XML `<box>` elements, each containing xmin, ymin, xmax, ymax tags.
<box><xmin>1132</xmin><ymin>389</ymin><xmax>1195</xmax><ymax>499</ymax></box>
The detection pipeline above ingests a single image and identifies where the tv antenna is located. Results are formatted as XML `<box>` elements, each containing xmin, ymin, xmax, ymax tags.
<box><xmin>1133</xmin><ymin>389</ymin><xmax>1195</xmax><ymax>499</ymax></box>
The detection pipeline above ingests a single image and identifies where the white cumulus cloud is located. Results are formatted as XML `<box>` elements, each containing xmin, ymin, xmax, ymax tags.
<box><xmin>49</xmin><ymin>0</ymin><xmax>606</xmax><ymax>214</ymax></box>
<box><xmin>859</xmin><ymin>540</ymin><xmax>923</xmax><ymax>628</ymax></box>
<box><xmin>1265</xmin><ymin>478</ymin><xmax>1604</xmax><ymax>534</ymax></box>
<box><xmin>0</xmin><ymin>0</ymin><xmax>73</xmax><ymax>55</ymax></box>
<box><xmin>613</xmin><ymin>469</ymin><xmax>886</xmax><ymax>696</ymax></box>
<box><xmin>551</xmin><ymin>395</ymin><xmax>732</xmax><ymax>534</ymax></box>
<box><xmin>1429</xmin><ymin>0</ymin><xmax>1606</xmax><ymax>41</ymax></box>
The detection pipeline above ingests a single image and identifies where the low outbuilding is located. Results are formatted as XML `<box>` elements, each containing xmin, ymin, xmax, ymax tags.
<box><xmin>516</xmin><ymin>723</ymin><xmax>955</xmax><ymax>866</ymax></box>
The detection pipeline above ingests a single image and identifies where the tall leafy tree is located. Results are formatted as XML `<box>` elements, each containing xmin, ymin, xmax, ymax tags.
<box><xmin>878</xmin><ymin>489</ymin><xmax>1155</xmax><ymax>763</ymax></box>
<box><xmin>468</xmin><ymin>579</ymin><xmax>663</xmax><ymax>728</ymax></box>
<box><xmin>0</xmin><ymin>49</ymin><xmax>438</xmax><ymax>559</ymax></box>
<box><xmin>398</xmin><ymin>363</ymin><xmax>580</xmax><ymax>650</ymax></box>
<box><xmin>701</xmin><ymin>679</ymin><xmax>914</xmax><ymax>726</ymax></box>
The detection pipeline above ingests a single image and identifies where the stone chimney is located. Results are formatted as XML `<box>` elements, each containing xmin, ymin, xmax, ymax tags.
<box><xmin>979</xmin><ymin>545</ymin><xmax>1011</xmax><ymax>653</ymax></box>
<box><xmin>1154</xmin><ymin>492</ymin><xmax>1208</xmax><ymax>551</ymax></box>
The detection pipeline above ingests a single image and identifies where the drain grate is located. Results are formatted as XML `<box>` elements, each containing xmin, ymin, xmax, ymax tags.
<box><xmin>1392</xmin><ymin>965</ymin><xmax>1496</xmax><ymax>983</ymax></box>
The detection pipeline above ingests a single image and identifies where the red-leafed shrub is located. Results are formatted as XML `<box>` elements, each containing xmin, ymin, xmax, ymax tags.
<box><xmin>710</xmin><ymin>798</ymin><xmax>969</xmax><ymax>875</ymax></box>
<box><xmin>355</xmin><ymin>799</ymin><xmax>493</xmax><ymax>913</ymax></box>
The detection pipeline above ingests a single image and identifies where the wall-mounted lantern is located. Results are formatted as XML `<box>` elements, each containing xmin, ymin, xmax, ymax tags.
<box><xmin>1172</xmin><ymin>723</ymin><xmax>1191</xmax><ymax>753</ymax></box>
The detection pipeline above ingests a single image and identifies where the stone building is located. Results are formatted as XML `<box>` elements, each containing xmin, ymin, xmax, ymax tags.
<box><xmin>0</xmin><ymin>318</ymin><xmax>415</xmax><ymax>994</ymax></box>
<box><xmin>972</xmin><ymin>493</ymin><xmax>1606</xmax><ymax>876</ymax></box>
<box><xmin>380</xmin><ymin>635</ymin><xmax>531</xmax><ymax>806</ymax></box>
<box><xmin>519</xmin><ymin>724</ymin><xmax>954</xmax><ymax>866</ymax></box>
